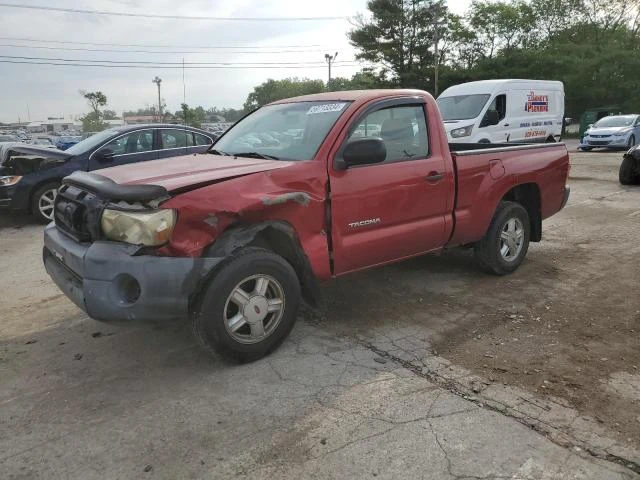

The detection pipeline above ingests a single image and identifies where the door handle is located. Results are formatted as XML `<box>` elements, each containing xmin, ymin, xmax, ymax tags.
<box><xmin>426</xmin><ymin>172</ymin><xmax>444</xmax><ymax>182</ymax></box>
<box><xmin>504</xmin><ymin>123</ymin><xmax>510</xmax><ymax>127</ymax></box>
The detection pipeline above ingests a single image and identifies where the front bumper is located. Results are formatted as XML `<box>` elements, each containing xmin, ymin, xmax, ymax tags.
<box><xmin>43</xmin><ymin>224</ymin><xmax>220</xmax><ymax>323</ymax></box>
<box><xmin>580</xmin><ymin>135</ymin><xmax>630</xmax><ymax>148</ymax></box>
<box><xmin>0</xmin><ymin>184</ymin><xmax>23</xmax><ymax>210</ymax></box>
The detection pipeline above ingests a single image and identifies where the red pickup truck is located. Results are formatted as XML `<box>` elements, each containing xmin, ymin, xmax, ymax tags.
<box><xmin>43</xmin><ymin>89</ymin><xmax>570</xmax><ymax>362</ymax></box>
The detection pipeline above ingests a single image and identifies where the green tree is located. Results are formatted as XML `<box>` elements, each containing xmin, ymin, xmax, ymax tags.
<box><xmin>80</xmin><ymin>90</ymin><xmax>108</xmax><ymax>131</ymax></box>
<box><xmin>175</xmin><ymin>103</ymin><xmax>206</xmax><ymax>127</ymax></box>
<box><xmin>103</xmin><ymin>109</ymin><xmax>118</xmax><ymax>120</ymax></box>
<box><xmin>243</xmin><ymin>78</ymin><xmax>325</xmax><ymax>110</ymax></box>
<box><xmin>349</xmin><ymin>0</ymin><xmax>448</xmax><ymax>89</ymax></box>
<box><xmin>467</xmin><ymin>1</ymin><xmax>535</xmax><ymax>57</ymax></box>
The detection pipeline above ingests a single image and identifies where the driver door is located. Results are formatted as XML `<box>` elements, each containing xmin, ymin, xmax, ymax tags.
<box><xmin>329</xmin><ymin>101</ymin><xmax>450</xmax><ymax>275</ymax></box>
<box><xmin>89</xmin><ymin>129</ymin><xmax>158</xmax><ymax>170</ymax></box>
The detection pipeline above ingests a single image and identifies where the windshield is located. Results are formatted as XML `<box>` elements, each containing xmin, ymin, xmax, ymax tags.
<box><xmin>213</xmin><ymin>101</ymin><xmax>351</xmax><ymax>161</ymax></box>
<box><xmin>437</xmin><ymin>94</ymin><xmax>491</xmax><ymax>121</ymax></box>
<box><xmin>593</xmin><ymin>116</ymin><xmax>637</xmax><ymax>128</ymax></box>
<box><xmin>65</xmin><ymin>129</ymin><xmax>120</xmax><ymax>155</ymax></box>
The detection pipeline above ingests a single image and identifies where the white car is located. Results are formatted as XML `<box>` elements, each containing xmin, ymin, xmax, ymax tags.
<box><xmin>579</xmin><ymin>114</ymin><xmax>640</xmax><ymax>151</ymax></box>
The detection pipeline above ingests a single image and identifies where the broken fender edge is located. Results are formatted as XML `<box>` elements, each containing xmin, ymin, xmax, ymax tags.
<box><xmin>199</xmin><ymin>221</ymin><xmax>322</xmax><ymax>308</ymax></box>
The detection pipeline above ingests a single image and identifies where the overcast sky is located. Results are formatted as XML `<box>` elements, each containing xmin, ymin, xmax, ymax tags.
<box><xmin>0</xmin><ymin>0</ymin><xmax>472</xmax><ymax>123</ymax></box>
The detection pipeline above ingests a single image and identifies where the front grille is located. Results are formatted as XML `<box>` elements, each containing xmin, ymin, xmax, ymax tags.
<box><xmin>590</xmin><ymin>135</ymin><xmax>611</xmax><ymax>139</ymax></box>
<box><xmin>54</xmin><ymin>184</ymin><xmax>107</xmax><ymax>242</ymax></box>
<box><xmin>588</xmin><ymin>140</ymin><xmax>611</xmax><ymax>146</ymax></box>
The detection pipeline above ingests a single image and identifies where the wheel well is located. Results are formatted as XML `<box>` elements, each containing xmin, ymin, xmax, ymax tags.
<box><xmin>28</xmin><ymin>178</ymin><xmax>62</xmax><ymax>213</ymax></box>
<box><xmin>501</xmin><ymin>183</ymin><xmax>542</xmax><ymax>242</ymax></box>
<box><xmin>249</xmin><ymin>227</ymin><xmax>320</xmax><ymax>307</ymax></box>
<box><xmin>200</xmin><ymin>221</ymin><xmax>321</xmax><ymax>307</ymax></box>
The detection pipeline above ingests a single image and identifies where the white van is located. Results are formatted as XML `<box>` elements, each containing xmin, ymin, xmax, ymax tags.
<box><xmin>436</xmin><ymin>79</ymin><xmax>565</xmax><ymax>144</ymax></box>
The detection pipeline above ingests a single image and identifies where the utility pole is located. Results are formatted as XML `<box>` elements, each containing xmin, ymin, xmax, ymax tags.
<box><xmin>152</xmin><ymin>76</ymin><xmax>162</xmax><ymax>122</ymax></box>
<box><xmin>433</xmin><ymin>3</ymin><xmax>446</xmax><ymax>98</ymax></box>
<box><xmin>324</xmin><ymin>52</ymin><xmax>338</xmax><ymax>87</ymax></box>
<box><xmin>434</xmin><ymin>29</ymin><xmax>439</xmax><ymax>97</ymax></box>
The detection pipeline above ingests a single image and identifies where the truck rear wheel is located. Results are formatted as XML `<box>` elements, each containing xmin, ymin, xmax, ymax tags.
<box><xmin>619</xmin><ymin>156</ymin><xmax>638</xmax><ymax>185</ymax></box>
<box><xmin>191</xmin><ymin>247</ymin><xmax>301</xmax><ymax>363</ymax></box>
<box><xmin>475</xmin><ymin>201</ymin><xmax>531</xmax><ymax>275</ymax></box>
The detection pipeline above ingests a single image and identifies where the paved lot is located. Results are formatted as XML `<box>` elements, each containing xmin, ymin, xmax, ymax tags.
<box><xmin>1</xmin><ymin>142</ymin><xmax>639</xmax><ymax>479</ymax></box>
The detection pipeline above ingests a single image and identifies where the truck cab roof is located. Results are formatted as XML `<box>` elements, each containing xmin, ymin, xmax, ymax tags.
<box><xmin>270</xmin><ymin>89</ymin><xmax>428</xmax><ymax>105</ymax></box>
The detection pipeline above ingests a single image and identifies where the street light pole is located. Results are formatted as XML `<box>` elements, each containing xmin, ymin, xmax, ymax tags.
<box><xmin>152</xmin><ymin>76</ymin><xmax>162</xmax><ymax>122</ymax></box>
<box><xmin>324</xmin><ymin>52</ymin><xmax>338</xmax><ymax>87</ymax></box>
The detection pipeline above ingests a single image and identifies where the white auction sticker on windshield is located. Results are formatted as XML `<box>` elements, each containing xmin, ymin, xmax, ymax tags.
<box><xmin>306</xmin><ymin>103</ymin><xmax>347</xmax><ymax>115</ymax></box>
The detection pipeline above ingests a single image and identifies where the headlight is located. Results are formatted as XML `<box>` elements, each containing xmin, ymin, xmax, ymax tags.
<box><xmin>614</xmin><ymin>129</ymin><xmax>632</xmax><ymax>136</ymax></box>
<box><xmin>0</xmin><ymin>175</ymin><xmax>22</xmax><ymax>186</ymax></box>
<box><xmin>450</xmin><ymin>125</ymin><xmax>473</xmax><ymax>138</ymax></box>
<box><xmin>101</xmin><ymin>208</ymin><xmax>177</xmax><ymax>246</ymax></box>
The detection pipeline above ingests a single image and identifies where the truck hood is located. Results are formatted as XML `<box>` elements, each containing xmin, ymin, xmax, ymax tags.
<box><xmin>97</xmin><ymin>153</ymin><xmax>296</xmax><ymax>192</ymax></box>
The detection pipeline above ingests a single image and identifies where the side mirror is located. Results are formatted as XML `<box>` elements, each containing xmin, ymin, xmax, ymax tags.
<box><xmin>480</xmin><ymin>110</ymin><xmax>500</xmax><ymax>128</ymax></box>
<box><xmin>95</xmin><ymin>148</ymin><xmax>114</xmax><ymax>162</ymax></box>
<box><xmin>586</xmin><ymin>124</ymin><xmax>593</xmax><ymax>129</ymax></box>
<box><xmin>337</xmin><ymin>137</ymin><xmax>387</xmax><ymax>170</ymax></box>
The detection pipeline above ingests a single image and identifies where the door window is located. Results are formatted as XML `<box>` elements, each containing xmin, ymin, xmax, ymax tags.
<box><xmin>161</xmin><ymin>129</ymin><xmax>194</xmax><ymax>149</ymax></box>
<box><xmin>100</xmin><ymin>130</ymin><xmax>154</xmax><ymax>155</ymax></box>
<box><xmin>194</xmin><ymin>133</ymin><xmax>213</xmax><ymax>146</ymax></box>
<box><xmin>348</xmin><ymin>105</ymin><xmax>428</xmax><ymax>163</ymax></box>
<box><xmin>487</xmin><ymin>94</ymin><xmax>507</xmax><ymax>121</ymax></box>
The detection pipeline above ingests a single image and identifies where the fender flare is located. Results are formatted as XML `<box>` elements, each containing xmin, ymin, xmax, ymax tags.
<box><xmin>198</xmin><ymin>220</ymin><xmax>321</xmax><ymax>307</ymax></box>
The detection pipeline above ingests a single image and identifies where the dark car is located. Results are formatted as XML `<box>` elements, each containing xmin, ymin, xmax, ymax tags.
<box><xmin>0</xmin><ymin>124</ymin><xmax>214</xmax><ymax>222</ymax></box>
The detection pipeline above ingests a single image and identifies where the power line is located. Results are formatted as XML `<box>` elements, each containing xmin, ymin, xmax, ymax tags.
<box><xmin>0</xmin><ymin>60</ymin><xmax>365</xmax><ymax>69</ymax></box>
<box><xmin>0</xmin><ymin>55</ymin><xmax>359</xmax><ymax>66</ymax></box>
<box><xmin>0</xmin><ymin>36</ymin><xmax>328</xmax><ymax>50</ymax></box>
<box><xmin>0</xmin><ymin>3</ymin><xmax>349</xmax><ymax>22</ymax></box>
<box><xmin>0</xmin><ymin>43</ymin><xmax>331</xmax><ymax>55</ymax></box>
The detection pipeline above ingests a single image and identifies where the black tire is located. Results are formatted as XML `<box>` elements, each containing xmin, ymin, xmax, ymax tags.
<box><xmin>619</xmin><ymin>156</ymin><xmax>637</xmax><ymax>185</ymax></box>
<box><xmin>627</xmin><ymin>135</ymin><xmax>636</xmax><ymax>150</ymax></box>
<box><xmin>545</xmin><ymin>136</ymin><xmax>556</xmax><ymax>143</ymax></box>
<box><xmin>31</xmin><ymin>181</ymin><xmax>60</xmax><ymax>223</ymax></box>
<box><xmin>191</xmin><ymin>247</ymin><xmax>301</xmax><ymax>363</ymax></box>
<box><xmin>474</xmin><ymin>201</ymin><xmax>531</xmax><ymax>275</ymax></box>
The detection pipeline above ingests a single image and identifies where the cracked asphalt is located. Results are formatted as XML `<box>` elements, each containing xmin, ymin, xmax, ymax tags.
<box><xmin>1</xmin><ymin>141</ymin><xmax>639</xmax><ymax>479</ymax></box>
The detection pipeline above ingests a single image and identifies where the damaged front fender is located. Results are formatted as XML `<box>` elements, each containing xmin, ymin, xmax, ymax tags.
<box><xmin>159</xmin><ymin>160</ymin><xmax>332</xmax><ymax>290</ymax></box>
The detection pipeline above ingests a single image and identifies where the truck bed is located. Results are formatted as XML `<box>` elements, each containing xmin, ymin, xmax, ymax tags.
<box><xmin>447</xmin><ymin>142</ymin><xmax>570</xmax><ymax>247</ymax></box>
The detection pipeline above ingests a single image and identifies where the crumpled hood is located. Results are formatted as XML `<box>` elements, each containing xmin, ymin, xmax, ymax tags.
<box><xmin>586</xmin><ymin>126</ymin><xmax>633</xmax><ymax>136</ymax></box>
<box><xmin>97</xmin><ymin>154</ymin><xmax>296</xmax><ymax>192</ymax></box>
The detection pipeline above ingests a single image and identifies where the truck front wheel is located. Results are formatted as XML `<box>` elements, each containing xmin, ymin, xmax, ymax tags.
<box><xmin>475</xmin><ymin>201</ymin><xmax>531</xmax><ymax>275</ymax></box>
<box><xmin>191</xmin><ymin>247</ymin><xmax>301</xmax><ymax>362</ymax></box>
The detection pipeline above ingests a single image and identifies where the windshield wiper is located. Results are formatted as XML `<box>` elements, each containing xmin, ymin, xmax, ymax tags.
<box><xmin>208</xmin><ymin>149</ymin><xmax>231</xmax><ymax>156</ymax></box>
<box><xmin>233</xmin><ymin>152</ymin><xmax>280</xmax><ymax>160</ymax></box>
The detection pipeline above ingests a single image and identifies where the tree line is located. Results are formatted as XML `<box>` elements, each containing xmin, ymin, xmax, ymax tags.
<box><xmin>246</xmin><ymin>0</ymin><xmax>640</xmax><ymax>117</ymax></box>
<box><xmin>80</xmin><ymin>0</ymin><xmax>640</xmax><ymax>130</ymax></box>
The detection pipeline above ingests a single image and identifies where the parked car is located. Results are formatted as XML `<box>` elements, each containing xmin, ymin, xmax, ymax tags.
<box><xmin>55</xmin><ymin>135</ymin><xmax>81</xmax><ymax>151</ymax></box>
<box><xmin>619</xmin><ymin>144</ymin><xmax>640</xmax><ymax>185</ymax></box>
<box><xmin>42</xmin><ymin>90</ymin><xmax>570</xmax><ymax>362</ymax></box>
<box><xmin>27</xmin><ymin>137</ymin><xmax>57</xmax><ymax>148</ymax></box>
<box><xmin>0</xmin><ymin>134</ymin><xmax>20</xmax><ymax>142</ymax></box>
<box><xmin>437</xmin><ymin>79</ymin><xmax>565</xmax><ymax>144</ymax></box>
<box><xmin>579</xmin><ymin>114</ymin><xmax>640</xmax><ymax>151</ymax></box>
<box><xmin>0</xmin><ymin>124</ymin><xmax>215</xmax><ymax>222</ymax></box>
